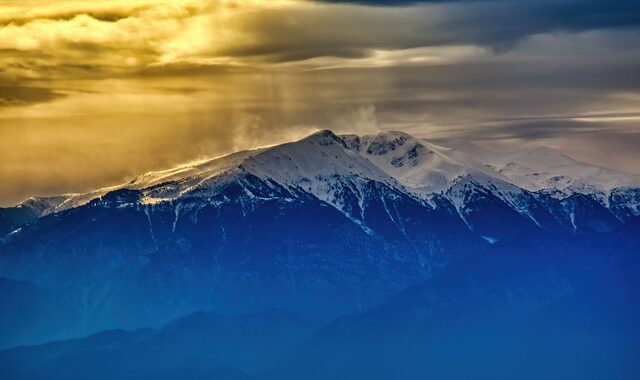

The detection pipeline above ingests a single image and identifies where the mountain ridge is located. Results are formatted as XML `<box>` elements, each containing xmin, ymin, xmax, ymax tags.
<box><xmin>9</xmin><ymin>129</ymin><xmax>640</xmax><ymax>224</ymax></box>
<box><xmin>0</xmin><ymin>129</ymin><xmax>639</xmax><ymax>349</ymax></box>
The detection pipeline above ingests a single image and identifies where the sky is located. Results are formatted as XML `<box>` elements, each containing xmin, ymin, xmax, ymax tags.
<box><xmin>0</xmin><ymin>0</ymin><xmax>639</xmax><ymax>206</ymax></box>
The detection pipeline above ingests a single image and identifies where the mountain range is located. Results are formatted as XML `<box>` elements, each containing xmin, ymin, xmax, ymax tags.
<box><xmin>1</xmin><ymin>130</ymin><xmax>639</xmax><ymax>379</ymax></box>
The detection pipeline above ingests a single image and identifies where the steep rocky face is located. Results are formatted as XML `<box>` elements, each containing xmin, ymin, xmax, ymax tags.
<box><xmin>0</xmin><ymin>205</ymin><xmax>38</xmax><ymax>237</ymax></box>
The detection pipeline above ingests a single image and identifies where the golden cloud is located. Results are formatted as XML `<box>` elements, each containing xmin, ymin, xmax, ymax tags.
<box><xmin>0</xmin><ymin>0</ymin><xmax>463</xmax><ymax>82</ymax></box>
<box><xmin>0</xmin><ymin>0</ymin><xmax>307</xmax><ymax>81</ymax></box>
<box><xmin>1</xmin><ymin>0</ymin><xmax>639</xmax><ymax>206</ymax></box>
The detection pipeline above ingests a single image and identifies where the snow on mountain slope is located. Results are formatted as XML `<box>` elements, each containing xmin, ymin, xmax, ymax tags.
<box><xmin>340</xmin><ymin>131</ymin><xmax>555</xmax><ymax>227</ymax></box>
<box><xmin>26</xmin><ymin>149</ymin><xmax>260</xmax><ymax>214</ymax></box>
<box><xmin>456</xmin><ymin>143</ymin><xmax>640</xmax><ymax>197</ymax></box>
<box><xmin>342</xmin><ymin>131</ymin><xmax>507</xmax><ymax>195</ymax></box>
<box><xmin>21</xmin><ymin>131</ymin><xmax>408</xmax><ymax>227</ymax></box>
<box><xmin>16</xmin><ymin>130</ymin><xmax>640</xmax><ymax>224</ymax></box>
<box><xmin>241</xmin><ymin>131</ymin><xmax>398</xmax><ymax>193</ymax></box>
<box><xmin>239</xmin><ymin>130</ymin><xmax>409</xmax><ymax>228</ymax></box>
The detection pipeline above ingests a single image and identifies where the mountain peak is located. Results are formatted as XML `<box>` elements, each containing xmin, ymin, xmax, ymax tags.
<box><xmin>305</xmin><ymin>129</ymin><xmax>342</xmax><ymax>146</ymax></box>
<box><xmin>365</xmin><ymin>131</ymin><xmax>413</xmax><ymax>156</ymax></box>
<box><xmin>11</xmin><ymin>129</ymin><xmax>640</xmax><ymax>215</ymax></box>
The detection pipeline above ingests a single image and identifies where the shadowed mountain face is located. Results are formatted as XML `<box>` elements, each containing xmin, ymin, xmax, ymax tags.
<box><xmin>267</xmin><ymin>227</ymin><xmax>640</xmax><ymax>380</ymax></box>
<box><xmin>3</xmin><ymin>224</ymin><xmax>639</xmax><ymax>380</ymax></box>
<box><xmin>0</xmin><ymin>309</ymin><xmax>319</xmax><ymax>380</ymax></box>
<box><xmin>0</xmin><ymin>176</ymin><xmax>482</xmax><ymax>347</ymax></box>
<box><xmin>0</xmin><ymin>206</ymin><xmax>37</xmax><ymax>237</ymax></box>
<box><xmin>0</xmin><ymin>130</ymin><xmax>639</xmax><ymax>378</ymax></box>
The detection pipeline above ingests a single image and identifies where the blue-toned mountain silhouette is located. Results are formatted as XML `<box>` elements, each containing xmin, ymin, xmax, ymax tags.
<box><xmin>0</xmin><ymin>309</ymin><xmax>319</xmax><ymax>380</ymax></box>
<box><xmin>1</xmin><ymin>130</ymin><xmax>639</xmax><ymax>379</ymax></box>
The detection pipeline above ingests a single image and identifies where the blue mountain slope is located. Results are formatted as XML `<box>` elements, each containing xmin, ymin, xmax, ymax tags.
<box><xmin>0</xmin><ymin>309</ymin><xmax>318</xmax><ymax>380</ymax></box>
<box><xmin>0</xmin><ymin>205</ymin><xmax>38</xmax><ymax>237</ymax></box>
<box><xmin>0</xmin><ymin>277</ymin><xmax>69</xmax><ymax>349</ymax></box>
<box><xmin>3</xmin><ymin>221</ymin><xmax>638</xmax><ymax>380</ymax></box>
<box><xmin>0</xmin><ymin>171</ymin><xmax>483</xmax><ymax>347</ymax></box>
<box><xmin>268</xmin><ymin>224</ymin><xmax>640</xmax><ymax>380</ymax></box>
<box><xmin>0</xmin><ymin>130</ymin><xmax>638</xmax><ymax>351</ymax></box>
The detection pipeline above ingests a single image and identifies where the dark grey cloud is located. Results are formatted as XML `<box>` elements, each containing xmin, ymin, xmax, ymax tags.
<box><xmin>0</xmin><ymin>85</ymin><xmax>64</xmax><ymax>107</ymax></box>
<box><xmin>315</xmin><ymin>0</ymin><xmax>640</xmax><ymax>47</ymax></box>
<box><xmin>312</xmin><ymin>33</ymin><xmax>640</xmax><ymax>121</ymax></box>
<box><xmin>132</xmin><ymin>62</ymin><xmax>243</xmax><ymax>78</ymax></box>
<box><xmin>193</xmin><ymin>0</ymin><xmax>640</xmax><ymax>66</ymax></box>
<box><xmin>425</xmin><ymin>0</ymin><xmax>640</xmax><ymax>49</ymax></box>
<box><xmin>440</xmin><ymin>119</ymin><xmax>632</xmax><ymax>141</ymax></box>
<box><xmin>317</xmin><ymin>0</ymin><xmax>492</xmax><ymax>4</ymax></box>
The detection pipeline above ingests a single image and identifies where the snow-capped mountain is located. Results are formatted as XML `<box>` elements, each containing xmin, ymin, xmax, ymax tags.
<box><xmin>0</xmin><ymin>129</ymin><xmax>639</xmax><ymax>349</ymax></box>
<box><xmin>455</xmin><ymin>141</ymin><xmax>640</xmax><ymax>197</ymax></box>
<box><xmin>15</xmin><ymin>129</ymin><xmax>640</xmax><ymax>225</ymax></box>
